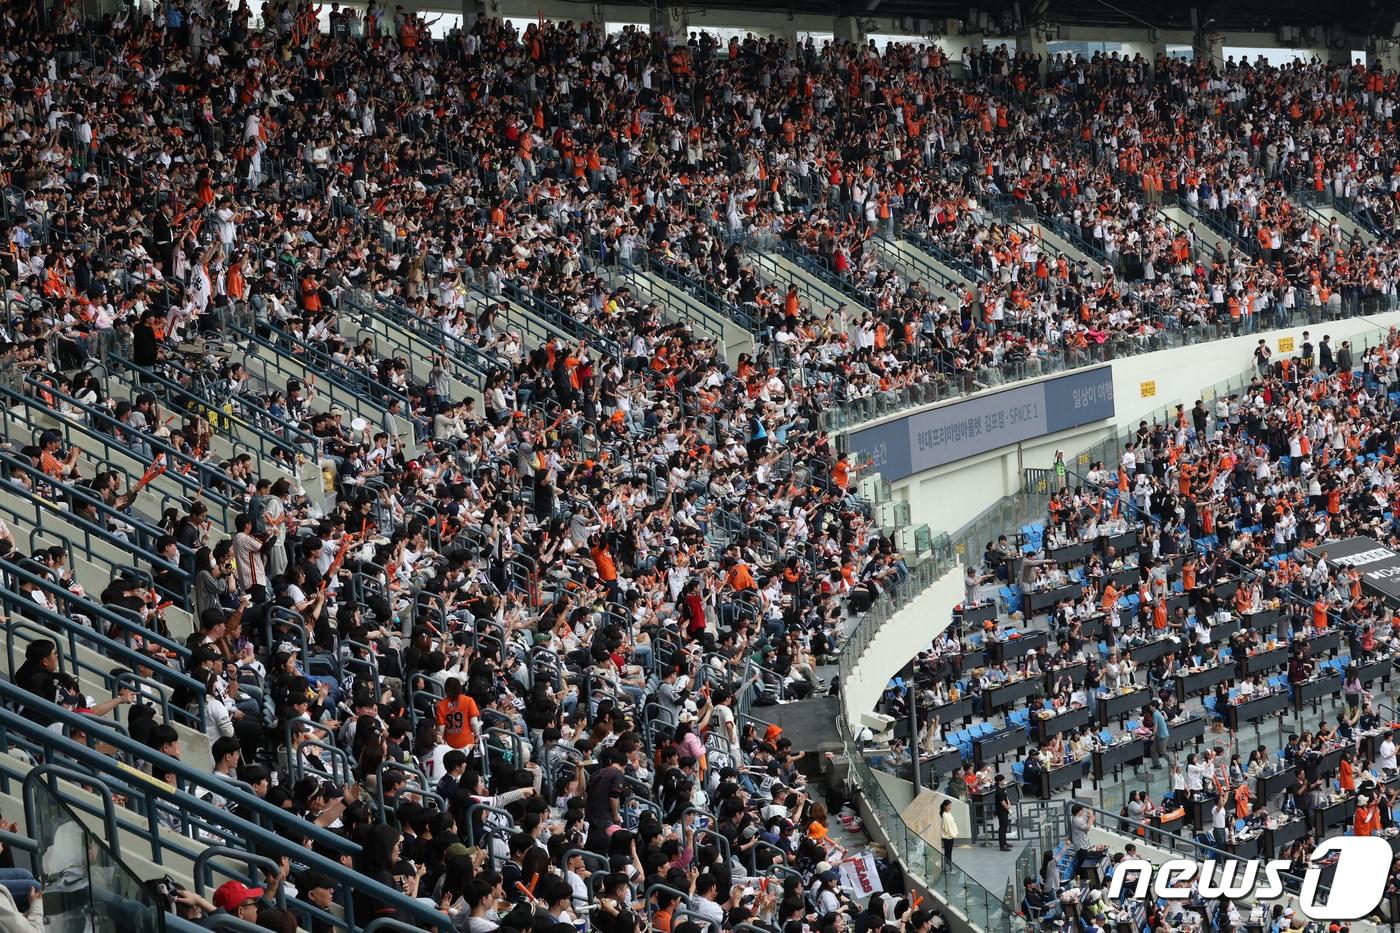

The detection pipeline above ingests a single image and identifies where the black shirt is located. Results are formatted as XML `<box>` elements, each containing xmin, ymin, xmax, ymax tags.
<box><xmin>15</xmin><ymin>661</ymin><xmax>58</xmax><ymax>725</ymax></box>
<box><xmin>586</xmin><ymin>765</ymin><xmax>625</xmax><ymax>824</ymax></box>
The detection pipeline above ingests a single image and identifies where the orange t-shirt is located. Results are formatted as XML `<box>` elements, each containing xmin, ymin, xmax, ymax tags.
<box><xmin>436</xmin><ymin>694</ymin><xmax>481</xmax><ymax>749</ymax></box>
<box><xmin>726</xmin><ymin>562</ymin><xmax>756</xmax><ymax>591</ymax></box>
<box><xmin>832</xmin><ymin>459</ymin><xmax>850</xmax><ymax>490</ymax></box>
<box><xmin>592</xmin><ymin>545</ymin><xmax>618</xmax><ymax>582</ymax></box>
<box><xmin>1355</xmin><ymin>802</ymin><xmax>1381</xmax><ymax>837</ymax></box>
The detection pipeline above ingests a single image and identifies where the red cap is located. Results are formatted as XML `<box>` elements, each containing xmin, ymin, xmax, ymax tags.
<box><xmin>213</xmin><ymin>881</ymin><xmax>265</xmax><ymax>911</ymax></box>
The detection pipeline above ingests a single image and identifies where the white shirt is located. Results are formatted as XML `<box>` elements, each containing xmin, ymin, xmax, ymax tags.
<box><xmin>688</xmin><ymin>897</ymin><xmax>724</xmax><ymax>926</ymax></box>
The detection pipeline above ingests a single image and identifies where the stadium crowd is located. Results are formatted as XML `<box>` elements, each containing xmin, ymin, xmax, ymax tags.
<box><xmin>6</xmin><ymin>0</ymin><xmax>1400</xmax><ymax>931</ymax></box>
<box><xmin>873</xmin><ymin>330</ymin><xmax>1400</xmax><ymax>928</ymax></box>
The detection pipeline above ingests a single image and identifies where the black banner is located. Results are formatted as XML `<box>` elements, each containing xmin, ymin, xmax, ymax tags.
<box><xmin>1307</xmin><ymin>537</ymin><xmax>1400</xmax><ymax>607</ymax></box>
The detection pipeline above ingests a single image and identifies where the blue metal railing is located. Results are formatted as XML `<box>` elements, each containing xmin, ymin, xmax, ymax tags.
<box><xmin>104</xmin><ymin>354</ymin><xmax>317</xmax><ymax>465</ymax></box>
<box><xmin>774</xmin><ymin>239</ymin><xmax>875</xmax><ymax>310</ymax></box>
<box><xmin>6</xmin><ymin>377</ymin><xmax>234</xmax><ymax>525</ymax></box>
<box><xmin>0</xmin><ymin>681</ymin><xmax>451</xmax><ymax>933</ymax></box>
<box><xmin>625</xmin><ymin>251</ymin><xmax>756</xmax><ymax>333</ymax></box>
<box><xmin>500</xmin><ymin>281</ymin><xmax>622</xmax><ymax>359</ymax></box>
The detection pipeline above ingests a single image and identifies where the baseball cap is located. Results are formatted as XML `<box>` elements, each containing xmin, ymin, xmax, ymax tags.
<box><xmin>213</xmin><ymin>880</ymin><xmax>264</xmax><ymax>911</ymax></box>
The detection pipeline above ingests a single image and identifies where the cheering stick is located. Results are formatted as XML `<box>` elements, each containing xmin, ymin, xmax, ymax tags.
<box><xmin>131</xmin><ymin>455</ymin><xmax>168</xmax><ymax>495</ymax></box>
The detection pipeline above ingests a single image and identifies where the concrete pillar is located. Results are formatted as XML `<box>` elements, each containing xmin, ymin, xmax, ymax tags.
<box><xmin>1326</xmin><ymin>36</ymin><xmax>1362</xmax><ymax>66</ymax></box>
<box><xmin>780</xmin><ymin>17</ymin><xmax>799</xmax><ymax>49</ymax></box>
<box><xmin>1193</xmin><ymin>29</ymin><xmax>1222</xmax><ymax>67</ymax></box>
<box><xmin>1015</xmin><ymin>27</ymin><xmax>1048</xmax><ymax>78</ymax></box>
<box><xmin>951</xmin><ymin>32</ymin><xmax>984</xmax><ymax>80</ymax></box>
<box><xmin>649</xmin><ymin>4</ymin><xmax>686</xmax><ymax>41</ymax></box>
<box><xmin>463</xmin><ymin>0</ymin><xmax>499</xmax><ymax>31</ymax></box>
<box><xmin>834</xmin><ymin>15</ymin><xmax>864</xmax><ymax>47</ymax></box>
<box><xmin>1146</xmin><ymin>30</ymin><xmax>1168</xmax><ymax>60</ymax></box>
<box><xmin>1376</xmin><ymin>40</ymin><xmax>1400</xmax><ymax>72</ymax></box>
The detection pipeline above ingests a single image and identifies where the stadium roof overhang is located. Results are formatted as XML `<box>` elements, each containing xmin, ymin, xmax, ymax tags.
<box><xmin>729</xmin><ymin>0</ymin><xmax>1396</xmax><ymax>39</ymax></box>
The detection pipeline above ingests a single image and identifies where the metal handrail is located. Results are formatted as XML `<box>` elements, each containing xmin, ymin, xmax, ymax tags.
<box><xmin>0</xmin><ymin>682</ymin><xmax>452</xmax><ymax>932</ymax></box>
<box><xmin>344</xmin><ymin>286</ymin><xmax>496</xmax><ymax>384</ymax></box>
<box><xmin>899</xmin><ymin>225</ymin><xmax>985</xmax><ymax>283</ymax></box>
<box><xmin>229</xmin><ymin>320</ymin><xmax>411</xmax><ymax>415</ymax></box>
<box><xmin>626</xmin><ymin>251</ymin><xmax>756</xmax><ymax>333</ymax></box>
<box><xmin>500</xmin><ymin>281</ymin><xmax>621</xmax><ymax>359</ymax></box>
<box><xmin>24</xmin><ymin>763</ymin><xmax>123</xmax><ymax>858</ymax></box>
<box><xmin>10</xmin><ymin>377</ymin><xmax>233</xmax><ymax>521</ymax></box>
<box><xmin>0</xmin><ymin>455</ymin><xmax>192</xmax><ymax>604</ymax></box>
<box><xmin>745</xmin><ymin>249</ymin><xmax>833</xmax><ymax>314</ymax></box>
<box><xmin>774</xmin><ymin>240</ymin><xmax>875</xmax><ymax>310</ymax></box>
<box><xmin>106</xmin><ymin>353</ymin><xmax>318</xmax><ymax>463</ymax></box>
<box><xmin>0</xmin><ymin>594</ymin><xmax>202</xmax><ymax>730</ymax></box>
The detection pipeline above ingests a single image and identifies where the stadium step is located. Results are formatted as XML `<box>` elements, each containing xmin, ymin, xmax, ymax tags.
<box><xmin>1161</xmin><ymin>205</ymin><xmax>1233</xmax><ymax>259</ymax></box>
<box><xmin>1291</xmin><ymin>197</ymin><xmax>1377</xmax><ymax>245</ymax></box>
<box><xmin>605</xmin><ymin>263</ymin><xmax>755</xmax><ymax>362</ymax></box>
<box><xmin>1017</xmin><ymin>220</ymin><xmax>1101</xmax><ymax>270</ymax></box>
<box><xmin>340</xmin><ymin>291</ymin><xmax>479</xmax><ymax>407</ymax></box>
<box><xmin>0</xmin><ymin>749</ymin><xmax>215</xmax><ymax>891</ymax></box>
<box><xmin>870</xmin><ymin>236</ymin><xmax>968</xmax><ymax>303</ymax></box>
<box><xmin>2</xmin><ymin>396</ymin><xmax>221</xmax><ymax>531</ymax></box>
<box><xmin>96</xmin><ymin>363</ymin><xmax>323</xmax><ymax>500</ymax></box>
<box><xmin>239</xmin><ymin>334</ymin><xmax>413</xmax><ymax>450</ymax></box>
<box><xmin>751</xmin><ymin>249</ymin><xmax>850</xmax><ymax>312</ymax></box>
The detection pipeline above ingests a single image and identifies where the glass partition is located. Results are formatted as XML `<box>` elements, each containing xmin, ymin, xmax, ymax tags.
<box><xmin>836</xmin><ymin>525</ymin><xmax>1028</xmax><ymax>931</ymax></box>
<box><xmin>28</xmin><ymin>777</ymin><xmax>163</xmax><ymax>933</ymax></box>
<box><xmin>824</xmin><ymin>299</ymin><xmax>1397</xmax><ymax>436</ymax></box>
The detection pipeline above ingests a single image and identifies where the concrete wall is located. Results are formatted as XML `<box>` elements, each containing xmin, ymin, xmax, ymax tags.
<box><xmin>1109</xmin><ymin>312</ymin><xmax>1400</xmax><ymax>427</ymax></box>
<box><xmin>890</xmin><ymin>418</ymin><xmax>1106</xmax><ymax>537</ymax></box>
<box><xmin>862</xmin><ymin>309</ymin><xmax>1400</xmax><ymax>540</ymax></box>
<box><xmin>845</xmin><ymin>564</ymin><xmax>964</xmax><ymax>730</ymax></box>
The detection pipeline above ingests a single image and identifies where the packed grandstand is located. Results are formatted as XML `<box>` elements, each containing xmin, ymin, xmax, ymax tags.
<box><xmin>6</xmin><ymin>0</ymin><xmax>1400</xmax><ymax>932</ymax></box>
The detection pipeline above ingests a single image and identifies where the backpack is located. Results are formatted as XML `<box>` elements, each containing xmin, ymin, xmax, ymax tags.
<box><xmin>248</xmin><ymin>494</ymin><xmax>268</xmax><ymax>536</ymax></box>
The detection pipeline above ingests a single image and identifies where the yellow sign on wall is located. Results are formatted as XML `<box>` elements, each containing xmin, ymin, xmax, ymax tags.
<box><xmin>1278</xmin><ymin>337</ymin><xmax>1295</xmax><ymax>353</ymax></box>
<box><xmin>1140</xmin><ymin>381</ymin><xmax>1157</xmax><ymax>398</ymax></box>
